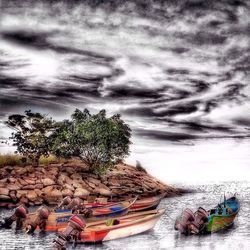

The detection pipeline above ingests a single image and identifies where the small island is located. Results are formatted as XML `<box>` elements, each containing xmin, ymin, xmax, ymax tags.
<box><xmin>0</xmin><ymin>109</ymin><xmax>179</xmax><ymax>207</ymax></box>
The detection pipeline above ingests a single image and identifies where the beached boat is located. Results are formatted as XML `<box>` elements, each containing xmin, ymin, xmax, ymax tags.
<box><xmin>79</xmin><ymin>208</ymin><xmax>165</xmax><ymax>243</ymax></box>
<box><xmin>54</xmin><ymin>208</ymin><xmax>165</xmax><ymax>247</ymax></box>
<box><xmin>26</xmin><ymin>197</ymin><xmax>137</xmax><ymax>232</ymax></box>
<box><xmin>174</xmin><ymin>195</ymin><xmax>240</xmax><ymax>235</ymax></box>
<box><xmin>84</xmin><ymin>193</ymin><xmax>165</xmax><ymax>212</ymax></box>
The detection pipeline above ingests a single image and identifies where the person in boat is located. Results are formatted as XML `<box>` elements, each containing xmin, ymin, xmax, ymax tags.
<box><xmin>218</xmin><ymin>204</ymin><xmax>223</xmax><ymax>215</ymax></box>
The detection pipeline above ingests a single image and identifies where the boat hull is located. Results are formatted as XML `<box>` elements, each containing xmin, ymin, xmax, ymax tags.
<box><xmin>85</xmin><ymin>194</ymin><xmax>164</xmax><ymax>212</ymax></box>
<box><xmin>79</xmin><ymin>209</ymin><xmax>165</xmax><ymax>243</ymax></box>
<box><xmin>206</xmin><ymin>213</ymin><xmax>237</xmax><ymax>233</ymax></box>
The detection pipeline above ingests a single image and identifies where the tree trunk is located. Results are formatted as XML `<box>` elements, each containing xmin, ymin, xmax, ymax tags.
<box><xmin>32</xmin><ymin>154</ymin><xmax>40</xmax><ymax>167</ymax></box>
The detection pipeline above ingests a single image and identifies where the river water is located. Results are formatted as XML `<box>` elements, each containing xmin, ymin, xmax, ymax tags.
<box><xmin>0</xmin><ymin>181</ymin><xmax>249</xmax><ymax>250</ymax></box>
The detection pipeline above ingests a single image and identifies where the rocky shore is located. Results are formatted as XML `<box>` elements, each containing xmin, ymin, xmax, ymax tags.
<box><xmin>0</xmin><ymin>162</ymin><xmax>179</xmax><ymax>207</ymax></box>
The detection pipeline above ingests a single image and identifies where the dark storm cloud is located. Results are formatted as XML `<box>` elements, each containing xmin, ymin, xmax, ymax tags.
<box><xmin>105</xmin><ymin>85</ymin><xmax>166</xmax><ymax>99</ymax></box>
<box><xmin>134</xmin><ymin>129</ymin><xmax>198</xmax><ymax>141</ymax></box>
<box><xmin>1</xmin><ymin>30</ymin><xmax>114</xmax><ymax>63</ymax></box>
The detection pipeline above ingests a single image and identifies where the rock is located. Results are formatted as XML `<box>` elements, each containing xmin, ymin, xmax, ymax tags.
<box><xmin>0</xmin><ymin>178</ymin><xmax>7</xmax><ymax>183</ymax></box>
<box><xmin>22</xmin><ymin>183</ymin><xmax>44</xmax><ymax>190</ymax></box>
<box><xmin>86</xmin><ymin>181</ymin><xmax>96</xmax><ymax>189</ymax></box>
<box><xmin>19</xmin><ymin>196</ymin><xmax>29</xmax><ymax>204</ymax></box>
<box><xmin>42</xmin><ymin>185</ymin><xmax>54</xmax><ymax>194</ymax></box>
<box><xmin>50</xmin><ymin>189</ymin><xmax>63</xmax><ymax>199</ymax></box>
<box><xmin>62</xmin><ymin>189</ymin><xmax>73</xmax><ymax>197</ymax></box>
<box><xmin>64</xmin><ymin>183</ymin><xmax>75</xmax><ymax>191</ymax></box>
<box><xmin>57</xmin><ymin>174</ymin><xmax>67</xmax><ymax>185</ymax></box>
<box><xmin>19</xmin><ymin>179</ymin><xmax>28</xmax><ymax>186</ymax></box>
<box><xmin>95</xmin><ymin>187</ymin><xmax>112</xmax><ymax>196</ymax></box>
<box><xmin>65</xmin><ymin>167</ymin><xmax>75</xmax><ymax>175</ymax></box>
<box><xmin>7</xmin><ymin>183</ymin><xmax>21</xmax><ymax>191</ymax></box>
<box><xmin>23</xmin><ymin>177</ymin><xmax>36</xmax><ymax>185</ymax></box>
<box><xmin>88</xmin><ymin>177</ymin><xmax>101</xmax><ymax>185</ymax></box>
<box><xmin>74</xmin><ymin>188</ymin><xmax>90</xmax><ymax>198</ymax></box>
<box><xmin>65</xmin><ymin>176</ymin><xmax>74</xmax><ymax>186</ymax></box>
<box><xmin>108</xmin><ymin>178</ymin><xmax>120</xmax><ymax>186</ymax></box>
<box><xmin>17</xmin><ymin>190</ymin><xmax>29</xmax><ymax>199</ymax></box>
<box><xmin>0</xmin><ymin>195</ymin><xmax>11</xmax><ymax>200</ymax></box>
<box><xmin>34</xmin><ymin>189</ymin><xmax>42</xmax><ymax>197</ymax></box>
<box><xmin>0</xmin><ymin>188</ymin><xmax>9</xmax><ymax>196</ymax></box>
<box><xmin>72</xmin><ymin>182</ymin><xmax>83</xmax><ymax>189</ymax></box>
<box><xmin>70</xmin><ymin>173</ymin><xmax>82</xmax><ymax>180</ymax></box>
<box><xmin>41</xmin><ymin>178</ymin><xmax>55</xmax><ymax>186</ymax></box>
<box><xmin>27</xmin><ymin>190</ymin><xmax>38</xmax><ymax>201</ymax></box>
<box><xmin>8</xmin><ymin>177</ymin><xmax>16</xmax><ymax>183</ymax></box>
<box><xmin>14</xmin><ymin>167</ymin><xmax>27</xmax><ymax>176</ymax></box>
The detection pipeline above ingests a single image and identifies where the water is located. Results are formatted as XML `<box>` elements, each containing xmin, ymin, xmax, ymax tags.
<box><xmin>1</xmin><ymin>181</ymin><xmax>249</xmax><ymax>250</ymax></box>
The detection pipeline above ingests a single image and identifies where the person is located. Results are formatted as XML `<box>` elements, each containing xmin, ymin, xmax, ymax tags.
<box><xmin>218</xmin><ymin>204</ymin><xmax>223</xmax><ymax>215</ymax></box>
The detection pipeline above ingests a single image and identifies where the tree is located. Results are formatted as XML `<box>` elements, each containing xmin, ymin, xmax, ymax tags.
<box><xmin>5</xmin><ymin>110</ymin><xmax>56</xmax><ymax>166</ymax></box>
<box><xmin>52</xmin><ymin>109</ymin><xmax>131</xmax><ymax>174</ymax></box>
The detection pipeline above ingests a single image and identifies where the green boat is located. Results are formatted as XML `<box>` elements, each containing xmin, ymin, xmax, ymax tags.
<box><xmin>205</xmin><ymin>196</ymin><xmax>240</xmax><ymax>233</ymax></box>
<box><xmin>174</xmin><ymin>195</ymin><xmax>240</xmax><ymax>235</ymax></box>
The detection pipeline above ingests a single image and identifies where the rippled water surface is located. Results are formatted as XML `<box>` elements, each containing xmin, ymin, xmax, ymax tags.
<box><xmin>1</xmin><ymin>182</ymin><xmax>249</xmax><ymax>250</ymax></box>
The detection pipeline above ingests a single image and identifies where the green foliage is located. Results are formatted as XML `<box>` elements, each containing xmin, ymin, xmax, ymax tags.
<box><xmin>51</xmin><ymin>109</ymin><xmax>131</xmax><ymax>174</ymax></box>
<box><xmin>0</xmin><ymin>154</ymin><xmax>62</xmax><ymax>167</ymax></box>
<box><xmin>5</xmin><ymin>110</ymin><xmax>57</xmax><ymax>166</ymax></box>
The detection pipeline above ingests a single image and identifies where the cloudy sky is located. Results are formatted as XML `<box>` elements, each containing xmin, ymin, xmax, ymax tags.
<box><xmin>0</xmin><ymin>0</ymin><xmax>250</xmax><ymax>182</ymax></box>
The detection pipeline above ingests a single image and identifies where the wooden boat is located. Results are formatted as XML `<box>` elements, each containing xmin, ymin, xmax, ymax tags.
<box><xmin>83</xmin><ymin>193</ymin><xmax>165</xmax><ymax>212</ymax></box>
<box><xmin>26</xmin><ymin>197</ymin><xmax>137</xmax><ymax>232</ymax></box>
<box><xmin>129</xmin><ymin>193</ymin><xmax>165</xmax><ymax>212</ymax></box>
<box><xmin>174</xmin><ymin>195</ymin><xmax>240</xmax><ymax>235</ymax></box>
<box><xmin>61</xmin><ymin>208</ymin><xmax>165</xmax><ymax>244</ymax></box>
<box><xmin>205</xmin><ymin>196</ymin><xmax>240</xmax><ymax>233</ymax></box>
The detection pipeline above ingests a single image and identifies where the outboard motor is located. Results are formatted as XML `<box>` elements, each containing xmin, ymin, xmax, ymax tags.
<box><xmin>189</xmin><ymin>207</ymin><xmax>208</xmax><ymax>234</ymax></box>
<box><xmin>55</xmin><ymin>196</ymin><xmax>72</xmax><ymax>211</ymax></box>
<box><xmin>53</xmin><ymin>215</ymin><xmax>86</xmax><ymax>250</ymax></box>
<box><xmin>0</xmin><ymin>205</ymin><xmax>28</xmax><ymax>230</ymax></box>
<box><xmin>26</xmin><ymin>206</ymin><xmax>50</xmax><ymax>233</ymax></box>
<box><xmin>174</xmin><ymin>208</ymin><xmax>195</xmax><ymax>235</ymax></box>
<box><xmin>66</xmin><ymin>197</ymin><xmax>83</xmax><ymax>211</ymax></box>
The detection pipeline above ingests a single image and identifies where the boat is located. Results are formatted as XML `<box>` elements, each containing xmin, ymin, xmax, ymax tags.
<box><xmin>129</xmin><ymin>193</ymin><xmax>165</xmax><ymax>212</ymax></box>
<box><xmin>83</xmin><ymin>193</ymin><xmax>165</xmax><ymax>212</ymax></box>
<box><xmin>53</xmin><ymin>208</ymin><xmax>165</xmax><ymax>248</ymax></box>
<box><xmin>80</xmin><ymin>208</ymin><xmax>165</xmax><ymax>243</ymax></box>
<box><xmin>174</xmin><ymin>195</ymin><xmax>240</xmax><ymax>235</ymax></box>
<box><xmin>205</xmin><ymin>196</ymin><xmax>240</xmax><ymax>233</ymax></box>
<box><xmin>25</xmin><ymin>197</ymin><xmax>137</xmax><ymax>232</ymax></box>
